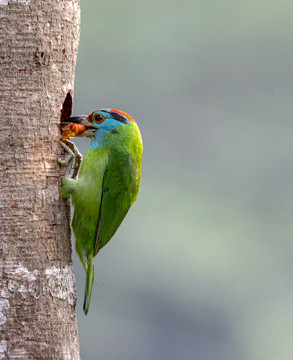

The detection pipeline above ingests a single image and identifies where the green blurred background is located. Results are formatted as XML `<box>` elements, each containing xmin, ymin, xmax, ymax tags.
<box><xmin>71</xmin><ymin>0</ymin><xmax>293</xmax><ymax>359</ymax></box>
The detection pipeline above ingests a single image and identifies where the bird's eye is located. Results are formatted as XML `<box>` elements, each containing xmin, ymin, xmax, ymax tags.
<box><xmin>92</xmin><ymin>113</ymin><xmax>105</xmax><ymax>124</ymax></box>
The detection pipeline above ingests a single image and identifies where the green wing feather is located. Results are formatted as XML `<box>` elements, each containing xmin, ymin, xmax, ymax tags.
<box><xmin>95</xmin><ymin>151</ymin><xmax>141</xmax><ymax>254</ymax></box>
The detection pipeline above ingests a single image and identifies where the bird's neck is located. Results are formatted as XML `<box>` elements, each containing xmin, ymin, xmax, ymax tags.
<box><xmin>89</xmin><ymin>123</ymin><xmax>141</xmax><ymax>152</ymax></box>
<box><xmin>89</xmin><ymin>131</ymin><xmax>106</xmax><ymax>150</ymax></box>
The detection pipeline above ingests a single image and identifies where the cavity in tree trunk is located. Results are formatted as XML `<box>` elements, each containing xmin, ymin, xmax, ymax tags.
<box><xmin>0</xmin><ymin>1</ymin><xmax>81</xmax><ymax>359</ymax></box>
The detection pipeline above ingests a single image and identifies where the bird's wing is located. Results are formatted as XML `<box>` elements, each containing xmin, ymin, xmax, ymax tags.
<box><xmin>94</xmin><ymin>152</ymin><xmax>137</xmax><ymax>255</ymax></box>
<box><xmin>72</xmin><ymin>148</ymin><xmax>109</xmax><ymax>263</ymax></box>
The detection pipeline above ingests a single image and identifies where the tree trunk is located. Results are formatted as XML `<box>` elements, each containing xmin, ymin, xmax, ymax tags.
<box><xmin>0</xmin><ymin>1</ymin><xmax>81</xmax><ymax>359</ymax></box>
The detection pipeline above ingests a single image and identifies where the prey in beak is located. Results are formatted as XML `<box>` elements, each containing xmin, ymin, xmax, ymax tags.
<box><xmin>61</xmin><ymin>115</ymin><xmax>96</xmax><ymax>141</ymax></box>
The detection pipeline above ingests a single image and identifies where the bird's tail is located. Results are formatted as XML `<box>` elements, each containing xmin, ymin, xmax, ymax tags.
<box><xmin>83</xmin><ymin>254</ymin><xmax>94</xmax><ymax>315</ymax></box>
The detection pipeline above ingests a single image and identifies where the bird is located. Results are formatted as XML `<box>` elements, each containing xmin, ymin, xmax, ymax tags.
<box><xmin>59</xmin><ymin>109</ymin><xmax>143</xmax><ymax>314</ymax></box>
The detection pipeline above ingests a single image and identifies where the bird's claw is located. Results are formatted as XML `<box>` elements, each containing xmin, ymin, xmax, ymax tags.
<box><xmin>58</xmin><ymin>140</ymin><xmax>83</xmax><ymax>179</ymax></box>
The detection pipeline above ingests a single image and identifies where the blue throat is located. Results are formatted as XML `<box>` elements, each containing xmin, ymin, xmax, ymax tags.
<box><xmin>89</xmin><ymin>130</ymin><xmax>106</xmax><ymax>150</ymax></box>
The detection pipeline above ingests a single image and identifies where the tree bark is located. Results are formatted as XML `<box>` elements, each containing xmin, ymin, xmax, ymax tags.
<box><xmin>0</xmin><ymin>1</ymin><xmax>81</xmax><ymax>359</ymax></box>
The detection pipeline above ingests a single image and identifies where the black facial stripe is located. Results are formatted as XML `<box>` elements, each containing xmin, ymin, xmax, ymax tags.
<box><xmin>102</xmin><ymin>109</ymin><xmax>128</xmax><ymax>124</ymax></box>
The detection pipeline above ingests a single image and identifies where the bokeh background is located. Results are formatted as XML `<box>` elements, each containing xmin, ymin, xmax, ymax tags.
<box><xmin>71</xmin><ymin>1</ymin><xmax>293</xmax><ymax>359</ymax></box>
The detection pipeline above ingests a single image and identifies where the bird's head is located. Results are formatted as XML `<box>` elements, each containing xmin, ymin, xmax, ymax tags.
<box><xmin>61</xmin><ymin>109</ymin><xmax>135</xmax><ymax>140</ymax></box>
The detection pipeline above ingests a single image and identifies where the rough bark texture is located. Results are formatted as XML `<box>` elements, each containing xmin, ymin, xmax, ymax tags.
<box><xmin>0</xmin><ymin>1</ymin><xmax>81</xmax><ymax>359</ymax></box>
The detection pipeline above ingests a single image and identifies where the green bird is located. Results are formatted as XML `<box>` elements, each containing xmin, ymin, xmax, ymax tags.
<box><xmin>59</xmin><ymin>109</ymin><xmax>143</xmax><ymax>314</ymax></box>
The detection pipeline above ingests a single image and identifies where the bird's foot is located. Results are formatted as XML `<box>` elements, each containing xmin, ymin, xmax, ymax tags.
<box><xmin>58</xmin><ymin>140</ymin><xmax>83</xmax><ymax>179</ymax></box>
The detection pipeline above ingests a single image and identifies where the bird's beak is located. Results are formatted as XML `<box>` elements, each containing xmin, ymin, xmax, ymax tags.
<box><xmin>61</xmin><ymin>115</ymin><xmax>95</xmax><ymax>140</ymax></box>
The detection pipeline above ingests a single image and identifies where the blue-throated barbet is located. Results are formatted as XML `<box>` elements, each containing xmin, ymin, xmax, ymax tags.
<box><xmin>59</xmin><ymin>109</ymin><xmax>143</xmax><ymax>314</ymax></box>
